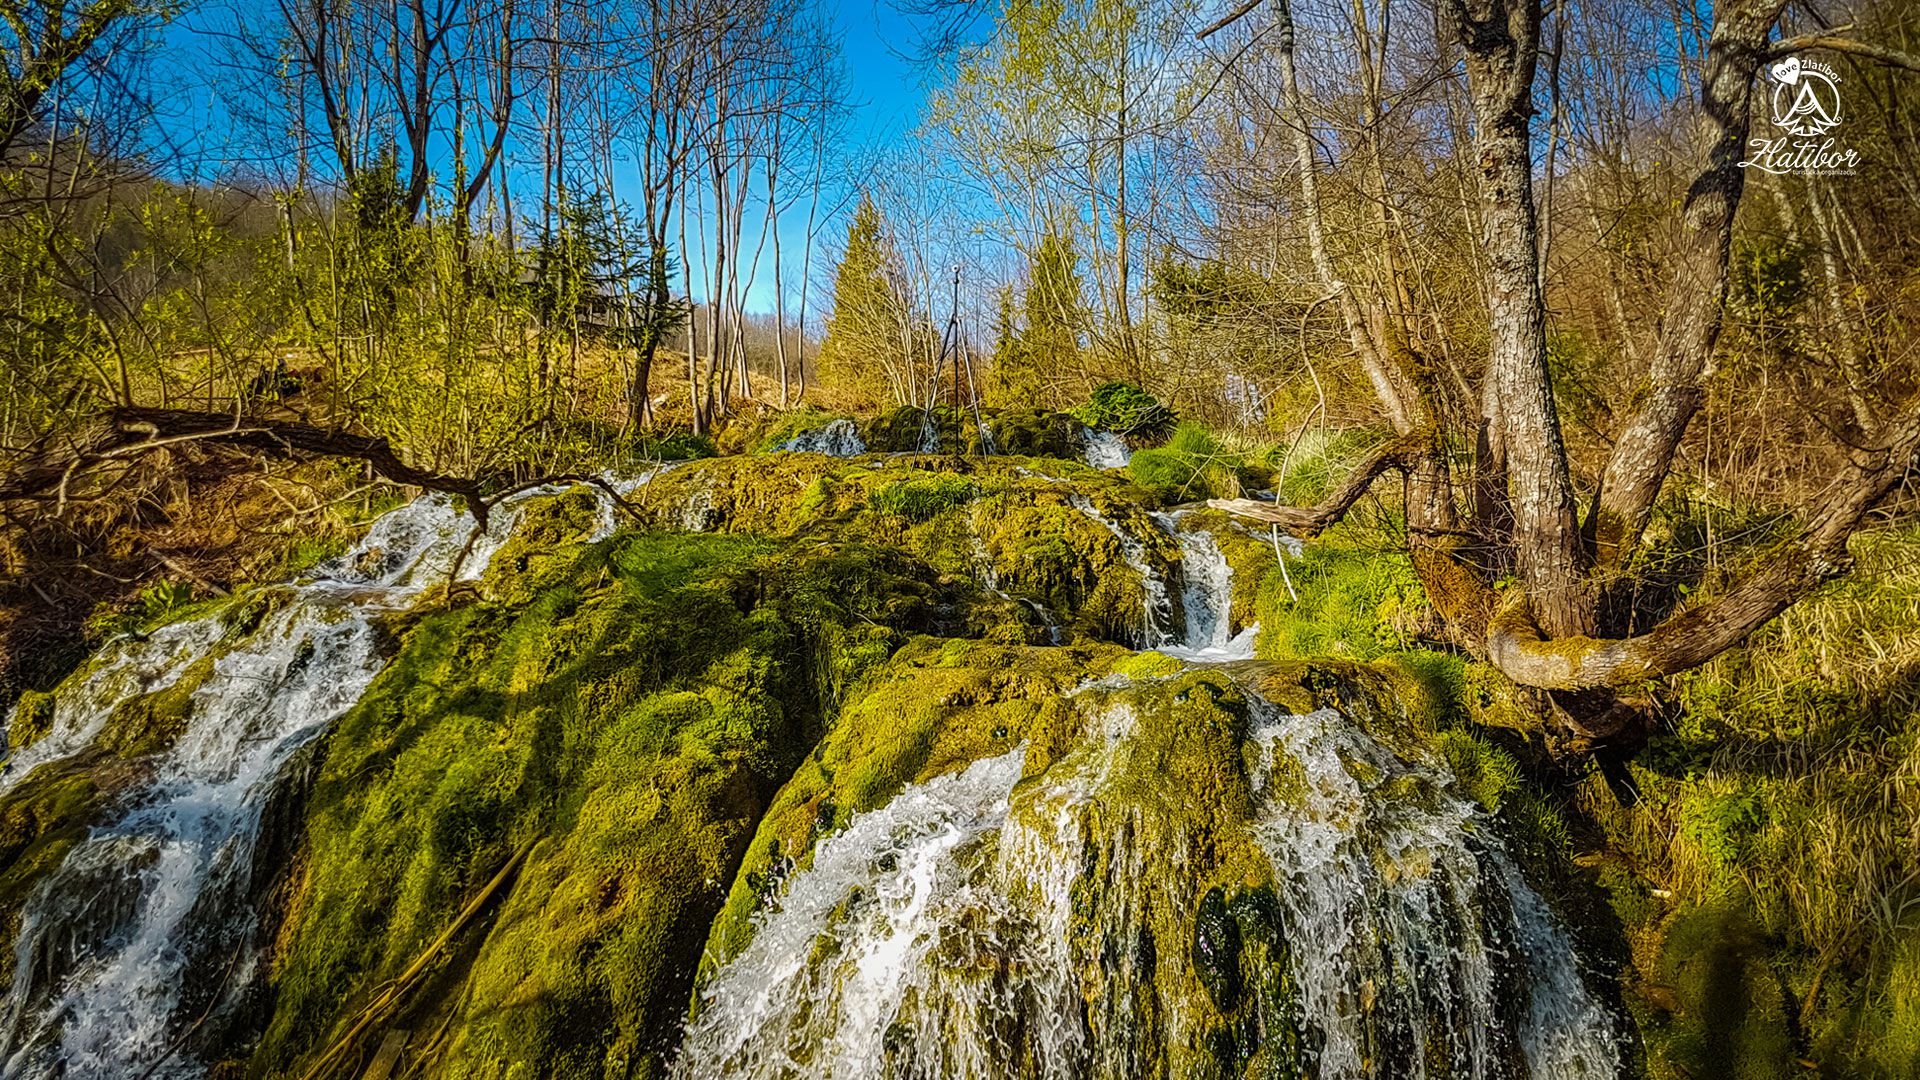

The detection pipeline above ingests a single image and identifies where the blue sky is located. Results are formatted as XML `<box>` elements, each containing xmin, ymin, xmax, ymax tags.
<box><xmin>145</xmin><ymin>0</ymin><xmax>942</xmax><ymax>316</ymax></box>
<box><xmin>843</xmin><ymin>1</ymin><xmax>933</xmax><ymax>143</ymax></box>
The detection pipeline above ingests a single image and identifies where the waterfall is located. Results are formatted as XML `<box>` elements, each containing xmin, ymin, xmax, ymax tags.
<box><xmin>779</xmin><ymin>418</ymin><xmax>867</xmax><ymax>457</ymax></box>
<box><xmin>1079</xmin><ymin>427</ymin><xmax>1131</xmax><ymax>469</ymax></box>
<box><xmin>0</xmin><ymin>483</ymin><xmax>600</xmax><ymax>1078</ymax></box>
<box><xmin>1245</xmin><ymin>701</ymin><xmax>1619</xmax><ymax>1078</ymax></box>
<box><xmin>672</xmin><ymin>748</ymin><xmax>1060</xmax><ymax>1080</ymax></box>
<box><xmin>677</xmin><ymin>683</ymin><xmax>1619</xmax><ymax>1080</ymax></box>
<box><xmin>1154</xmin><ymin>512</ymin><xmax>1258</xmax><ymax>662</ymax></box>
<box><xmin>0</xmin><ymin>601</ymin><xmax>383</xmax><ymax>1078</ymax></box>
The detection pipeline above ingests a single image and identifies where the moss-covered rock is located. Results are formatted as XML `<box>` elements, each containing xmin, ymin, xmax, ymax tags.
<box><xmin>4</xmin><ymin>689</ymin><xmax>54</xmax><ymax>751</ymax></box>
<box><xmin>699</xmin><ymin>637</ymin><xmax>1123</xmax><ymax>977</ymax></box>
<box><xmin>249</xmin><ymin>524</ymin><xmax>988</xmax><ymax>1079</ymax></box>
<box><xmin>696</xmin><ymin>656</ymin><xmax>1317</xmax><ymax>1077</ymax></box>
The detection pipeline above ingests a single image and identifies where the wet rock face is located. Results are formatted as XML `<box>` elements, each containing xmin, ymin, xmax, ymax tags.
<box><xmin>1192</xmin><ymin>886</ymin><xmax>1242</xmax><ymax>1012</ymax></box>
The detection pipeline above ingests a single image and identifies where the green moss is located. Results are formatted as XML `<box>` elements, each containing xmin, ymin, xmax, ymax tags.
<box><xmin>696</xmin><ymin>647</ymin><xmax>1342</xmax><ymax>1073</ymax></box>
<box><xmin>481</xmin><ymin>486</ymin><xmax>609</xmax><ymax>603</ymax></box>
<box><xmin>749</xmin><ymin>407</ymin><xmax>854</xmax><ymax>452</ymax></box>
<box><xmin>98</xmin><ymin>656</ymin><xmax>214</xmax><ymax>759</ymax></box>
<box><xmin>5</xmin><ymin>690</ymin><xmax>54</xmax><ymax>750</ymax></box>
<box><xmin>1436</xmin><ymin>729</ymin><xmax>1521</xmax><ymax>812</ymax></box>
<box><xmin>253</xmin><ymin>530</ymin><xmax>958</xmax><ymax>1079</ymax></box>
<box><xmin>971</xmin><ymin>484</ymin><xmax>1180</xmax><ymax>646</ymax></box>
<box><xmin>982</xmin><ymin>408</ymin><xmax>1079</xmax><ymax>457</ymax></box>
<box><xmin>1113</xmin><ymin>651</ymin><xmax>1184</xmax><ymax>679</ymax></box>
<box><xmin>1643</xmin><ymin>892</ymin><xmax>1797</xmax><ymax>1080</ymax></box>
<box><xmin>699</xmin><ymin>637</ymin><xmax>1122</xmax><ymax>977</ymax></box>
<box><xmin>0</xmin><ymin>752</ymin><xmax>128</xmax><ymax>998</ymax></box>
<box><xmin>870</xmin><ymin>474</ymin><xmax>977</xmax><ymax>522</ymax></box>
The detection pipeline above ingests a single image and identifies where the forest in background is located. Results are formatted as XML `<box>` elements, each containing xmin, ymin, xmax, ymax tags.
<box><xmin>6</xmin><ymin>0</ymin><xmax>1920</xmax><ymax>1071</ymax></box>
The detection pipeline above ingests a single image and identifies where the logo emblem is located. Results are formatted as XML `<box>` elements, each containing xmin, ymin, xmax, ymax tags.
<box><xmin>1767</xmin><ymin>56</ymin><xmax>1843</xmax><ymax>137</ymax></box>
<box><xmin>1740</xmin><ymin>54</ymin><xmax>1859</xmax><ymax>175</ymax></box>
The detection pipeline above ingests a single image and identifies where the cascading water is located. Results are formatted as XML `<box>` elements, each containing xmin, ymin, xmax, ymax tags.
<box><xmin>668</xmin><ymin>457</ymin><xmax>1615</xmax><ymax>1080</ymax></box>
<box><xmin>0</xmin><ymin>482</ymin><xmax>619</xmax><ymax>1078</ymax></box>
<box><xmin>0</xmin><ymin>601</ymin><xmax>384</xmax><ymax>1077</ymax></box>
<box><xmin>780</xmin><ymin>418</ymin><xmax>867</xmax><ymax>456</ymax></box>
<box><xmin>1079</xmin><ymin>427</ymin><xmax>1131</xmax><ymax>469</ymax></box>
<box><xmin>1246</xmin><ymin>701</ymin><xmax>1618</xmax><ymax>1078</ymax></box>
<box><xmin>1154</xmin><ymin>511</ymin><xmax>1259</xmax><ymax>661</ymax></box>
<box><xmin>676</xmin><ymin>680</ymin><xmax>1619</xmax><ymax>1080</ymax></box>
<box><xmin>0</xmin><ymin>453</ymin><xmax>1629</xmax><ymax>1078</ymax></box>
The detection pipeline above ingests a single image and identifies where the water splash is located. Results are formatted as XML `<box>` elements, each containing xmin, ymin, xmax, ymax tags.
<box><xmin>0</xmin><ymin>619</ymin><xmax>223</xmax><ymax>794</ymax></box>
<box><xmin>679</xmin><ymin>684</ymin><xmax>1619</xmax><ymax>1080</ymax></box>
<box><xmin>1079</xmin><ymin>427</ymin><xmax>1131</xmax><ymax>469</ymax></box>
<box><xmin>1246</xmin><ymin>702</ymin><xmax>1620</xmax><ymax>1079</ymax></box>
<box><xmin>1154</xmin><ymin>512</ymin><xmax>1258</xmax><ymax>661</ymax></box>
<box><xmin>673</xmin><ymin>749</ymin><xmax>1065</xmax><ymax>1080</ymax></box>
<box><xmin>0</xmin><ymin>601</ymin><xmax>382</xmax><ymax>1077</ymax></box>
<box><xmin>779</xmin><ymin>418</ymin><xmax>866</xmax><ymax>456</ymax></box>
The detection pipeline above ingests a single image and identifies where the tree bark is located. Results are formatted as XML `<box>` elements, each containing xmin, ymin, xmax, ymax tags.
<box><xmin>1442</xmin><ymin>0</ymin><xmax>1590</xmax><ymax>636</ymax></box>
<box><xmin>2</xmin><ymin>408</ymin><xmax>490</xmax><ymax>526</ymax></box>
<box><xmin>1206</xmin><ymin>435</ymin><xmax>1431</xmax><ymax>536</ymax></box>
<box><xmin>1490</xmin><ymin>406</ymin><xmax>1920</xmax><ymax>693</ymax></box>
<box><xmin>1268</xmin><ymin>0</ymin><xmax>1419</xmax><ymax>433</ymax></box>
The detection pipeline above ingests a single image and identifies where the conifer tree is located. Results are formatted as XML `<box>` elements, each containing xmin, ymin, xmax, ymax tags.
<box><xmin>988</xmin><ymin>229</ymin><xmax>1084</xmax><ymax>407</ymax></box>
<box><xmin>815</xmin><ymin>195</ymin><xmax>907</xmax><ymax>406</ymax></box>
<box><xmin>984</xmin><ymin>284</ymin><xmax>1036</xmax><ymax>407</ymax></box>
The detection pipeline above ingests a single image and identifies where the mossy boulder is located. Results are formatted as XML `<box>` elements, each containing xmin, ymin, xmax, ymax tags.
<box><xmin>698</xmin><ymin>656</ymin><xmax>1314</xmax><ymax>1076</ymax></box>
<box><xmin>4</xmin><ymin>690</ymin><xmax>55</xmax><ymax>751</ymax></box>
<box><xmin>249</xmin><ymin>526</ymin><xmax>984</xmax><ymax>1079</ymax></box>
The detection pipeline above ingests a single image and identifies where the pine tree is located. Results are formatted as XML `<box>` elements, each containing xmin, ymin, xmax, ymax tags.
<box><xmin>815</xmin><ymin>195</ymin><xmax>907</xmax><ymax>406</ymax></box>
<box><xmin>987</xmin><ymin>229</ymin><xmax>1083</xmax><ymax>407</ymax></box>
<box><xmin>984</xmin><ymin>284</ymin><xmax>1036</xmax><ymax>408</ymax></box>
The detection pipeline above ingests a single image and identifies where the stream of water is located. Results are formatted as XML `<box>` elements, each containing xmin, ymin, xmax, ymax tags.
<box><xmin>679</xmin><ymin>509</ymin><xmax>1617</xmax><ymax>1079</ymax></box>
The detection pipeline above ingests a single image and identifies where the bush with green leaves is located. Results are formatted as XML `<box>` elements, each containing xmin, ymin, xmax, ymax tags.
<box><xmin>1072</xmin><ymin>381</ymin><xmax>1175</xmax><ymax>440</ymax></box>
<box><xmin>634</xmin><ymin>431</ymin><xmax>716</xmax><ymax>461</ymax></box>
<box><xmin>1127</xmin><ymin>422</ymin><xmax>1246</xmax><ymax>500</ymax></box>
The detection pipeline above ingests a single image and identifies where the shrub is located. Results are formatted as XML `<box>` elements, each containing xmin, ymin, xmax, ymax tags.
<box><xmin>1073</xmin><ymin>381</ymin><xmax>1176</xmax><ymax>440</ymax></box>
<box><xmin>1127</xmin><ymin>422</ymin><xmax>1243</xmax><ymax>499</ymax></box>
<box><xmin>635</xmin><ymin>431</ymin><xmax>716</xmax><ymax>461</ymax></box>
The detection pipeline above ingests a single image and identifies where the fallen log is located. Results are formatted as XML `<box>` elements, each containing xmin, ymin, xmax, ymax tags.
<box><xmin>1</xmin><ymin>407</ymin><xmax>490</xmax><ymax>528</ymax></box>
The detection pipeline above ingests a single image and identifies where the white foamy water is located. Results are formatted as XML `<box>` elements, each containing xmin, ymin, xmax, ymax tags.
<box><xmin>673</xmin><ymin>749</ymin><xmax>1069</xmax><ymax>1080</ymax></box>
<box><xmin>681</xmin><ymin>685</ymin><xmax>1619</xmax><ymax>1080</ymax></box>
<box><xmin>1079</xmin><ymin>427</ymin><xmax>1131</xmax><ymax>469</ymax></box>
<box><xmin>1247</xmin><ymin>702</ymin><xmax>1619</xmax><ymax>1079</ymax></box>
<box><xmin>779</xmin><ymin>418</ymin><xmax>867</xmax><ymax>456</ymax></box>
<box><xmin>0</xmin><ymin>479</ymin><xmax>637</xmax><ymax>1078</ymax></box>
<box><xmin>1154</xmin><ymin>511</ymin><xmax>1259</xmax><ymax>662</ymax></box>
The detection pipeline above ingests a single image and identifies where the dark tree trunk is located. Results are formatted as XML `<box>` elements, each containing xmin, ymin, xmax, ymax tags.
<box><xmin>1443</xmin><ymin>0</ymin><xmax>1591</xmax><ymax>637</ymax></box>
